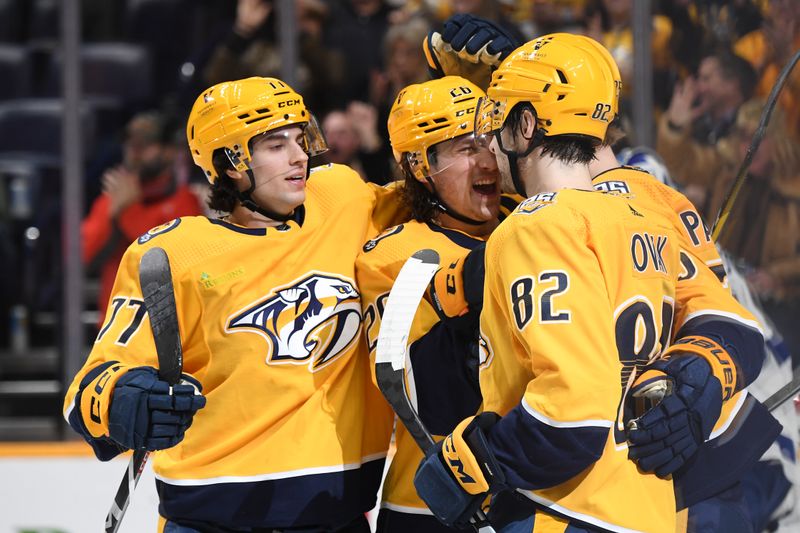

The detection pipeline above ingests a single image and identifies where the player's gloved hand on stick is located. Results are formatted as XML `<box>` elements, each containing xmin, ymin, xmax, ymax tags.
<box><xmin>414</xmin><ymin>413</ymin><xmax>505</xmax><ymax>528</ymax></box>
<box><xmin>428</xmin><ymin>243</ymin><xmax>485</xmax><ymax>324</ymax></box>
<box><xmin>423</xmin><ymin>14</ymin><xmax>520</xmax><ymax>89</ymax></box>
<box><xmin>108</xmin><ymin>366</ymin><xmax>206</xmax><ymax>451</ymax></box>
<box><xmin>625</xmin><ymin>353</ymin><xmax>723</xmax><ymax>478</ymax></box>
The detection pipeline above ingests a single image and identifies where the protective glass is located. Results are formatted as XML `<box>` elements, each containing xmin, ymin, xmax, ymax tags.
<box><xmin>410</xmin><ymin>133</ymin><xmax>481</xmax><ymax>180</ymax></box>
<box><xmin>474</xmin><ymin>96</ymin><xmax>508</xmax><ymax>149</ymax></box>
<box><xmin>224</xmin><ymin>115</ymin><xmax>328</xmax><ymax>175</ymax></box>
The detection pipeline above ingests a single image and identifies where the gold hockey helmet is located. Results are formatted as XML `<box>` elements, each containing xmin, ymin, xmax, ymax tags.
<box><xmin>186</xmin><ymin>77</ymin><xmax>327</xmax><ymax>183</ymax></box>
<box><xmin>475</xmin><ymin>34</ymin><xmax>617</xmax><ymax>143</ymax></box>
<box><xmin>388</xmin><ymin>76</ymin><xmax>485</xmax><ymax>181</ymax></box>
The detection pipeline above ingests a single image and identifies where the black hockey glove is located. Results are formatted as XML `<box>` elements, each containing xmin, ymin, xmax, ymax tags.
<box><xmin>423</xmin><ymin>14</ymin><xmax>521</xmax><ymax>89</ymax></box>
<box><xmin>414</xmin><ymin>413</ymin><xmax>504</xmax><ymax>528</ymax></box>
<box><xmin>625</xmin><ymin>354</ymin><xmax>722</xmax><ymax>478</ymax></box>
<box><xmin>108</xmin><ymin>366</ymin><xmax>206</xmax><ymax>451</ymax></box>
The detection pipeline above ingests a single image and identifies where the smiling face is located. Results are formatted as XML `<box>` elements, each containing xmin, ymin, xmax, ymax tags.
<box><xmin>228</xmin><ymin>125</ymin><xmax>309</xmax><ymax>217</ymax></box>
<box><xmin>428</xmin><ymin>133</ymin><xmax>501</xmax><ymax>230</ymax></box>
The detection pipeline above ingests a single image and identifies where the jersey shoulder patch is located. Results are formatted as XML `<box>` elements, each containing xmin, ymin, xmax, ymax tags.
<box><xmin>515</xmin><ymin>192</ymin><xmax>558</xmax><ymax>216</ymax></box>
<box><xmin>137</xmin><ymin>218</ymin><xmax>182</xmax><ymax>244</ymax></box>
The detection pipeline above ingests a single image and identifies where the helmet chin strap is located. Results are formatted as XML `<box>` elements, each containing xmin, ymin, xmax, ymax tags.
<box><xmin>424</xmin><ymin>176</ymin><xmax>488</xmax><ymax>226</ymax></box>
<box><xmin>237</xmin><ymin>167</ymin><xmax>307</xmax><ymax>224</ymax></box>
<box><xmin>494</xmin><ymin>125</ymin><xmax>544</xmax><ymax>198</ymax></box>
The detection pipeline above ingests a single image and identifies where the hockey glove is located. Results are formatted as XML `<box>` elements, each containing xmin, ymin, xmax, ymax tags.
<box><xmin>108</xmin><ymin>366</ymin><xmax>206</xmax><ymax>451</ymax></box>
<box><xmin>414</xmin><ymin>413</ymin><xmax>505</xmax><ymax>528</ymax></box>
<box><xmin>423</xmin><ymin>14</ymin><xmax>520</xmax><ymax>89</ymax></box>
<box><xmin>626</xmin><ymin>353</ymin><xmax>723</xmax><ymax>478</ymax></box>
<box><xmin>427</xmin><ymin>244</ymin><xmax>485</xmax><ymax>330</ymax></box>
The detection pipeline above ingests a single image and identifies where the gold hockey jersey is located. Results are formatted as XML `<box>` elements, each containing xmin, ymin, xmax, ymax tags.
<box><xmin>357</xmin><ymin>220</ymin><xmax>486</xmax><ymax>515</ymax></box>
<box><xmin>480</xmin><ymin>189</ymin><xmax>680</xmax><ymax>532</ymax></box>
<box><xmin>63</xmin><ymin>164</ymin><xmax>400</xmax><ymax>529</ymax></box>
<box><xmin>592</xmin><ymin>166</ymin><xmax>775</xmax><ymax>511</ymax></box>
<box><xmin>593</xmin><ymin>167</ymin><xmax>765</xmax><ymax>436</ymax></box>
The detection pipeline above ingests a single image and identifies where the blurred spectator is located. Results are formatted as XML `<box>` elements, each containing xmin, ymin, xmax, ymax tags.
<box><xmin>370</xmin><ymin>17</ymin><xmax>431</xmax><ymax>109</ymax></box>
<box><xmin>369</xmin><ymin>16</ymin><xmax>431</xmax><ymax>173</ymax></box>
<box><xmin>449</xmin><ymin>0</ymin><xmax>526</xmax><ymax>42</ymax></box>
<box><xmin>714</xmin><ymin>99</ymin><xmax>800</xmax><ymax>355</ymax></box>
<box><xmin>82</xmin><ymin>111</ymin><xmax>204</xmax><ymax>325</ymax></box>
<box><xmin>322</xmin><ymin>102</ymin><xmax>392</xmax><ymax>185</ymax></box>
<box><xmin>657</xmin><ymin>49</ymin><xmax>757</xmax><ymax>215</ymax></box>
<box><xmin>583</xmin><ymin>0</ymin><xmax>674</xmax><ymax>111</ymax></box>
<box><xmin>735</xmin><ymin>0</ymin><xmax>800</xmax><ymax>138</ymax></box>
<box><xmin>203</xmin><ymin>0</ymin><xmax>344</xmax><ymax>116</ymax></box>
<box><xmin>656</xmin><ymin>0</ymin><xmax>709</xmax><ymax>76</ymax></box>
<box><xmin>530</xmin><ymin>0</ymin><xmax>587</xmax><ymax>34</ymax></box>
<box><xmin>324</xmin><ymin>0</ymin><xmax>394</xmax><ymax>104</ymax></box>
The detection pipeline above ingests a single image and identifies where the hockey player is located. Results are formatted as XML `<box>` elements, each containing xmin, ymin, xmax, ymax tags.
<box><xmin>575</xmin><ymin>35</ymin><xmax>781</xmax><ymax>526</ymax></box>
<box><xmin>356</xmin><ymin>75</ymin><xmax>519</xmax><ymax>532</ymax></box>
<box><xmin>63</xmin><ymin>77</ymin><xmax>400</xmax><ymax>532</ymax></box>
<box><xmin>412</xmin><ymin>34</ymin><xmax>687</xmax><ymax>532</ymax></box>
<box><xmin>426</xmin><ymin>18</ymin><xmax>779</xmax><ymax>530</ymax></box>
<box><xmin>413</xmin><ymin>34</ymin><xmax>771</xmax><ymax>532</ymax></box>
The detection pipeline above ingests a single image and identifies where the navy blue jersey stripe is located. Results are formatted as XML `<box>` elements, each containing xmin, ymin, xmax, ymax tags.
<box><xmin>673</xmin><ymin>394</ymin><xmax>781</xmax><ymax>509</ymax></box>
<box><xmin>208</xmin><ymin>218</ymin><xmax>267</xmax><ymax>235</ymax></box>
<box><xmin>487</xmin><ymin>404</ymin><xmax>607</xmax><ymax>490</ymax></box>
<box><xmin>424</xmin><ymin>222</ymin><xmax>483</xmax><ymax>249</ymax></box>
<box><xmin>676</xmin><ymin>314</ymin><xmax>765</xmax><ymax>388</ymax></box>
<box><xmin>157</xmin><ymin>457</ymin><xmax>386</xmax><ymax>529</ymax></box>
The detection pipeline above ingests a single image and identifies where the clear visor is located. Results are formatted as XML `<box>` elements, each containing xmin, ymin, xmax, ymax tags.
<box><xmin>474</xmin><ymin>96</ymin><xmax>508</xmax><ymax>148</ymax></box>
<box><xmin>408</xmin><ymin>133</ymin><xmax>484</xmax><ymax>180</ymax></box>
<box><xmin>225</xmin><ymin>115</ymin><xmax>329</xmax><ymax>175</ymax></box>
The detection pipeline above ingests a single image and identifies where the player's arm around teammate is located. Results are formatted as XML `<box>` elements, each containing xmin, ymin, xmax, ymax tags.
<box><xmin>413</xmin><ymin>34</ymin><xmax>690</xmax><ymax>532</ymax></box>
<box><xmin>430</xmin><ymin>19</ymin><xmax>779</xmax><ymax>520</ymax></box>
<box><xmin>65</xmin><ymin>77</ymin><xmax>398</xmax><ymax>532</ymax></box>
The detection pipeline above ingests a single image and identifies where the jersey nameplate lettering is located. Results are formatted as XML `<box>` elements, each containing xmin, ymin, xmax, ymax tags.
<box><xmin>631</xmin><ymin>233</ymin><xmax>669</xmax><ymax>275</ymax></box>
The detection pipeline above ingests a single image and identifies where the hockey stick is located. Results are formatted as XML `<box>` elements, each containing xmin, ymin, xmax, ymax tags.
<box><xmin>375</xmin><ymin>249</ymin><xmax>496</xmax><ymax>533</ymax></box>
<box><xmin>105</xmin><ymin>247</ymin><xmax>182</xmax><ymax>533</ymax></box>
<box><xmin>705</xmin><ymin>48</ymin><xmax>800</xmax><ymax>412</ymax></box>
<box><xmin>711</xmin><ymin>47</ymin><xmax>800</xmax><ymax>242</ymax></box>
<box><xmin>765</xmin><ymin>368</ymin><xmax>800</xmax><ymax>413</ymax></box>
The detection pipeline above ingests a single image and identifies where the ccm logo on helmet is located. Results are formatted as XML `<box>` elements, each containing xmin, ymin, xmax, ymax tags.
<box><xmin>278</xmin><ymin>98</ymin><xmax>301</xmax><ymax>108</ymax></box>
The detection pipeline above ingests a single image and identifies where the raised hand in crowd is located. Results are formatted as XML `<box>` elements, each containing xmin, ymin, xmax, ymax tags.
<box><xmin>665</xmin><ymin>76</ymin><xmax>705</xmax><ymax>130</ymax></box>
<box><xmin>102</xmin><ymin>166</ymin><xmax>142</xmax><ymax>219</ymax></box>
<box><xmin>346</xmin><ymin>101</ymin><xmax>382</xmax><ymax>153</ymax></box>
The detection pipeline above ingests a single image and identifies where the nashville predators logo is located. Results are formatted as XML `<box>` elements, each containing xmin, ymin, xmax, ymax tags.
<box><xmin>226</xmin><ymin>273</ymin><xmax>361</xmax><ymax>371</ymax></box>
<box><xmin>137</xmin><ymin>219</ymin><xmax>181</xmax><ymax>244</ymax></box>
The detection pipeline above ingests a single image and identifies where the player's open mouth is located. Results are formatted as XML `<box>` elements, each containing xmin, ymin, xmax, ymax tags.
<box><xmin>472</xmin><ymin>179</ymin><xmax>497</xmax><ymax>195</ymax></box>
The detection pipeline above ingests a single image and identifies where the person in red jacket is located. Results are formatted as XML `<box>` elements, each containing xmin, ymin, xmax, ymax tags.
<box><xmin>82</xmin><ymin>111</ymin><xmax>204</xmax><ymax>325</ymax></box>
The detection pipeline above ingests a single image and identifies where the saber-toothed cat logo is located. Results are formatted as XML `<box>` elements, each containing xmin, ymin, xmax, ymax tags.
<box><xmin>227</xmin><ymin>273</ymin><xmax>361</xmax><ymax>371</ymax></box>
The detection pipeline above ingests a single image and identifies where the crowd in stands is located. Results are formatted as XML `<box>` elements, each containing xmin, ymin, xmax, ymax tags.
<box><xmin>0</xmin><ymin>0</ymin><xmax>798</xmax><ymax>357</ymax></box>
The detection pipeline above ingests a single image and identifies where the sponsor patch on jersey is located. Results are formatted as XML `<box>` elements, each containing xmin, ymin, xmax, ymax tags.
<box><xmin>226</xmin><ymin>272</ymin><xmax>362</xmax><ymax>372</ymax></box>
<box><xmin>137</xmin><ymin>218</ymin><xmax>181</xmax><ymax>244</ymax></box>
<box><xmin>363</xmin><ymin>224</ymin><xmax>404</xmax><ymax>252</ymax></box>
<box><xmin>199</xmin><ymin>267</ymin><xmax>246</xmax><ymax>289</ymax></box>
<box><xmin>516</xmin><ymin>192</ymin><xmax>557</xmax><ymax>215</ymax></box>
